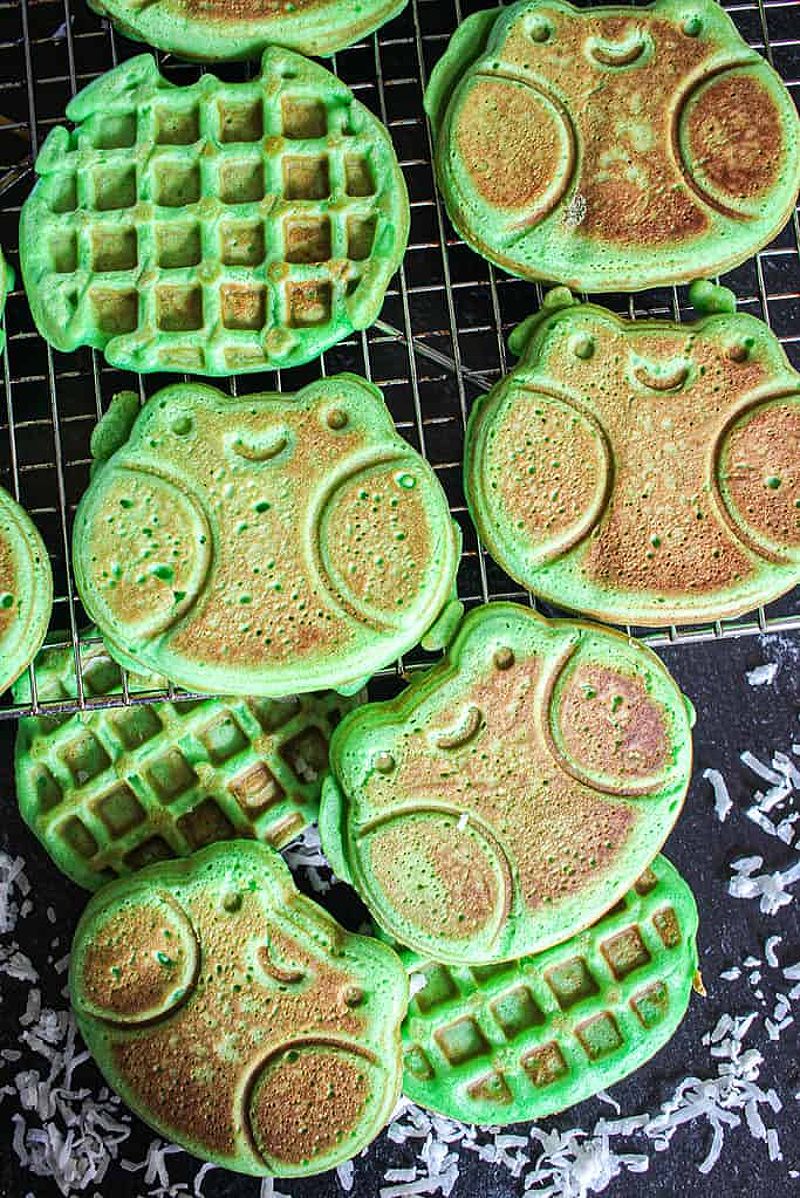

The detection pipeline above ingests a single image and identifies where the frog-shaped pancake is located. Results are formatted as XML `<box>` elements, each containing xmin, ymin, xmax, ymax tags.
<box><xmin>69</xmin><ymin>840</ymin><xmax>408</xmax><ymax>1177</ymax></box>
<box><xmin>0</xmin><ymin>485</ymin><xmax>53</xmax><ymax>696</ymax></box>
<box><xmin>320</xmin><ymin>602</ymin><xmax>693</xmax><ymax>965</ymax></box>
<box><xmin>425</xmin><ymin>0</ymin><xmax>800</xmax><ymax>291</ymax></box>
<box><xmin>465</xmin><ymin>291</ymin><xmax>800</xmax><ymax>627</ymax></box>
<box><xmin>72</xmin><ymin>376</ymin><xmax>461</xmax><ymax>696</ymax></box>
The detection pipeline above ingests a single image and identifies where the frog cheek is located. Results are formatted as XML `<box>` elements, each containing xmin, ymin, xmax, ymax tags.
<box><xmin>71</xmin><ymin>890</ymin><xmax>199</xmax><ymax>1027</ymax></box>
<box><xmin>311</xmin><ymin>454</ymin><xmax>452</xmax><ymax>633</ymax></box>
<box><xmin>73</xmin><ymin>465</ymin><xmax>213</xmax><ymax>646</ymax></box>
<box><xmin>678</xmin><ymin>63</ymin><xmax>797</xmax><ymax>219</ymax></box>
<box><xmin>712</xmin><ymin>395</ymin><xmax>800</xmax><ymax>564</ymax></box>
<box><xmin>245</xmin><ymin>1042</ymin><xmax>387</xmax><ymax>1176</ymax></box>
<box><xmin>446</xmin><ymin>73</ymin><xmax>575</xmax><ymax>235</ymax></box>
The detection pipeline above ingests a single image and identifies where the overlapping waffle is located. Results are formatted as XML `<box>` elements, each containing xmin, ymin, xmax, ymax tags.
<box><xmin>425</xmin><ymin>0</ymin><xmax>800</xmax><ymax>291</ymax></box>
<box><xmin>465</xmin><ymin>289</ymin><xmax>800</xmax><ymax>627</ymax></box>
<box><xmin>0</xmin><ymin>486</ymin><xmax>53</xmax><ymax>696</ymax></box>
<box><xmin>13</xmin><ymin>633</ymin><xmax>358</xmax><ymax>890</ymax></box>
<box><xmin>69</xmin><ymin>840</ymin><xmax>408</xmax><ymax>1177</ymax></box>
<box><xmin>20</xmin><ymin>50</ymin><xmax>409</xmax><ymax>375</ymax></box>
<box><xmin>321</xmin><ymin>602</ymin><xmax>693</xmax><ymax>965</ymax></box>
<box><xmin>87</xmin><ymin>0</ymin><xmax>407</xmax><ymax>62</ymax></box>
<box><xmin>402</xmin><ymin>854</ymin><xmax>698</xmax><ymax>1123</ymax></box>
<box><xmin>72</xmin><ymin>377</ymin><xmax>462</xmax><ymax>697</ymax></box>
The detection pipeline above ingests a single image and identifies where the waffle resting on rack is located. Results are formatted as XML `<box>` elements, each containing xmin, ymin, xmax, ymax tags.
<box><xmin>20</xmin><ymin>50</ymin><xmax>409</xmax><ymax>375</ymax></box>
<box><xmin>14</xmin><ymin>633</ymin><xmax>359</xmax><ymax>890</ymax></box>
<box><xmin>0</xmin><ymin>485</ymin><xmax>52</xmax><ymax>697</ymax></box>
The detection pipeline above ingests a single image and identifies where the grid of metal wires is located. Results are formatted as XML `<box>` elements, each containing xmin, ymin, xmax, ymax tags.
<box><xmin>0</xmin><ymin>0</ymin><xmax>798</xmax><ymax>719</ymax></box>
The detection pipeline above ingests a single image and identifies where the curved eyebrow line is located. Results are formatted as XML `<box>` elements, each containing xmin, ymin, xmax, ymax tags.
<box><xmin>435</xmin><ymin>705</ymin><xmax>485</xmax><ymax>750</ymax></box>
<box><xmin>632</xmin><ymin>362</ymin><xmax>690</xmax><ymax>392</ymax></box>
<box><xmin>230</xmin><ymin>432</ymin><xmax>290</xmax><ymax>462</ymax></box>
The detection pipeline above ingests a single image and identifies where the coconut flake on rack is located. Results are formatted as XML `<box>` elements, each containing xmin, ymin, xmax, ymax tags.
<box><xmin>728</xmin><ymin>856</ymin><xmax>800</xmax><ymax>915</ymax></box>
<box><xmin>746</xmin><ymin>662</ymin><xmax>779</xmax><ymax>687</ymax></box>
<box><xmin>703</xmin><ymin>769</ymin><xmax>733</xmax><ymax>822</ymax></box>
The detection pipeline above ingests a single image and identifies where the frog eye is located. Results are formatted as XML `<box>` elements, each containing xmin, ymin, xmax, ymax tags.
<box><xmin>528</xmin><ymin>14</ymin><xmax>553</xmax><ymax>42</ymax></box>
<box><xmin>325</xmin><ymin>407</ymin><xmax>349</xmax><ymax>431</ymax></box>
<box><xmin>726</xmin><ymin>341</ymin><xmax>750</xmax><ymax>363</ymax></box>
<box><xmin>571</xmin><ymin>333</ymin><xmax>595</xmax><ymax>361</ymax></box>
<box><xmin>682</xmin><ymin>14</ymin><xmax>702</xmax><ymax>36</ymax></box>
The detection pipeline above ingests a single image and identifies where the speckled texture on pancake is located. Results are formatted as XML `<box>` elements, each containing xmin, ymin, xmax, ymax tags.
<box><xmin>402</xmin><ymin>854</ymin><xmax>698</xmax><ymax>1124</ymax></box>
<box><xmin>69</xmin><ymin>840</ymin><xmax>408</xmax><ymax>1177</ymax></box>
<box><xmin>71</xmin><ymin>376</ymin><xmax>462</xmax><ymax>697</ymax></box>
<box><xmin>20</xmin><ymin>51</ymin><xmax>409</xmax><ymax>375</ymax></box>
<box><xmin>13</xmin><ymin>632</ymin><xmax>359</xmax><ymax>890</ymax></box>
<box><xmin>464</xmin><ymin>294</ymin><xmax>800</xmax><ymax>627</ymax></box>
<box><xmin>0</xmin><ymin>486</ymin><xmax>53</xmax><ymax>697</ymax></box>
<box><xmin>320</xmin><ymin>602</ymin><xmax>692</xmax><ymax>965</ymax></box>
<box><xmin>87</xmin><ymin>0</ymin><xmax>407</xmax><ymax>62</ymax></box>
<box><xmin>424</xmin><ymin>0</ymin><xmax>800</xmax><ymax>291</ymax></box>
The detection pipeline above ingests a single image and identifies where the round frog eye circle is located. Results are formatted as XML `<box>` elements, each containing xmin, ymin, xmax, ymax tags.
<box><xmin>572</xmin><ymin>334</ymin><xmax>595</xmax><ymax>361</ymax></box>
<box><xmin>528</xmin><ymin>15</ymin><xmax>552</xmax><ymax>42</ymax></box>
<box><xmin>682</xmin><ymin>14</ymin><xmax>702</xmax><ymax>36</ymax></box>
<box><xmin>493</xmin><ymin>646</ymin><xmax>515</xmax><ymax>670</ymax></box>
<box><xmin>374</xmin><ymin>751</ymin><xmax>396</xmax><ymax>774</ymax></box>
<box><xmin>726</xmin><ymin>342</ymin><xmax>749</xmax><ymax>363</ymax></box>
<box><xmin>171</xmin><ymin>414</ymin><xmax>193</xmax><ymax>436</ymax></box>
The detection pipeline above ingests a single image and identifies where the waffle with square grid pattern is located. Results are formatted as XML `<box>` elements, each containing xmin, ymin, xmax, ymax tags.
<box><xmin>402</xmin><ymin>854</ymin><xmax>698</xmax><ymax>1124</ymax></box>
<box><xmin>19</xmin><ymin>50</ymin><xmax>409</xmax><ymax>375</ymax></box>
<box><xmin>14</xmin><ymin>634</ymin><xmax>358</xmax><ymax>890</ymax></box>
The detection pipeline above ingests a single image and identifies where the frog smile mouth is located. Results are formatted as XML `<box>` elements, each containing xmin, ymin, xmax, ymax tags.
<box><xmin>633</xmin><ymin>363</ymin><xmax>690</xmax><ymax>392</ymax></box>
<box><xmin>588</xmin><ymin>32</ymin><xmax>648</xmax><ymax>67</ymax></box>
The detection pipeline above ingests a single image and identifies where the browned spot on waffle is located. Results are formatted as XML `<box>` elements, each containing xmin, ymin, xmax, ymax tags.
<box><xmin>455</xmin><ymin>77</ymin><xmax>570</xmax><ymax>213</ymax></box>
<box><xmin>719</xmin><ymin>399</ymin><xmax>800</xmax><ymax>555</ymax></box>
<box><xmin>248</xmin><ymin>1048</ymin><xmax>370</xmax><ymax>1166</ymax></box>
<box><xmin>0</xmin><ymin>535</ymin><xmax>14</xmax><ymax>638</ymax></box>
<box><xmin>555</xmin><ymin>663</ymin><xmax>670</xmax><ymax>786</ymax></box>
<box><xmin>684</xmin><ymin>72</ymin><xmax>783</xmax><ymax>201</ymax></box>
<box><xmin>188</xmin><ymin>0</ymin><xmax>325</xmax><ymax>18</ymax></box>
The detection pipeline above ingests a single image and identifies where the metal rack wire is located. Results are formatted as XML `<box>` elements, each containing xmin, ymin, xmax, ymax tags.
<box><xmin>0</xmin><ymin>0</ymin><xmax>798</xmax><ymax>719</ymax></box>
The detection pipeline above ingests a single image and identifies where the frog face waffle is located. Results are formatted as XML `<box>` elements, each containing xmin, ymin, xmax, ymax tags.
<box><xmin>13</xmin><ymin>633</ymin><xmax>358</xmax><ymax>891</ymax></box>
<box><xmin>424</xmin><ymin>0</ymin><xmax>800</xmax><ymax>292</ymax></box>
<box><xmin>402</xmin><ymin>855</ymin><xmax>699</xmax><ymax>1124</ymax></box>
<box><xmin>20</xmin><ymin>51</ymin><xmax>409</xmax><ymax>375</ymax></box>
<box><xmin>465</xmin><ymin>291</ymin><xmax>800</xmax><ymax>628</ymax></box>
<box><xmin>320</xmin><ymin>602</ymin><xmax>692</xmax><ymax>965</ymax></box>
<box><xmin>86</xmin><ymin>0</ymin><xmax>407</xmax><ymax>63</ymax></box>
<box><xmin>69</xmin><ymin>840</ymin><xmax>408</xmax><ymax>1177</ymax></box>
<box><xmin>72</xmin><ymin>377</ymin><xmax>462</xmax><ymax>697</ymax></box>
<box><xmin>0</xmin><ymin>487</ymin><xmax>53</xmax><ymax>696</ymax></box>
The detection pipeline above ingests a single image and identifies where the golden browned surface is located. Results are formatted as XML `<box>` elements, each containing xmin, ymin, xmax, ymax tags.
<box><xmin>0</xmin><ymin>535</ymin><xmax>13</xmax><ymax>639</ymax></box>
<box><xmin>719</xmin><ymin>400</ymin><xmax>800</xmax><ymax>556</ymax></box>
<box><xmin>683</xmin><ymin>72</ymin><xmax>783</xmax><ymax>202</ymax></box>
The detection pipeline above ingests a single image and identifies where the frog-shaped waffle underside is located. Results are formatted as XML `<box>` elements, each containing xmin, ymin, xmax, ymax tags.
<box><xmin>69</xmin><ymin>841</ymin><xmax>408</xmax><ymax>1177</ymax></box>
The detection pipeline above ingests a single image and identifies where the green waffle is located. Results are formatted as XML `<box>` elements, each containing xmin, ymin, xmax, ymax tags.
<box><xmin>86</xmin><ymin>0</ymin><xmax>407</xmax><ymax>63</ymax></box>
<box><xmin>0</xmin><ymin>486</ymin><xmax>53</xmax><ymax>696</ymax></box>
<box><xmin>14</xmin><ymin>633</ymin><xmax>359</xmax><ymax>890</ymax></box>
<box><xmin>20</xmin><ymin>51</ymin><xmax>409</xmax><ymax>375</ymax></box>
<box><xmin>402</xmin><ymin>855</ymin><xmax>698</xmax><ymax>1124</ymax></box>
<box><xmin>0</xmin><ymin>246</ymin><xmax>12</xmax><ymax>354</ymax></box>
<box><xmin>425</xmin><ymin>0</ymin><xmax>800</xmax><ymax>292</ymax></box>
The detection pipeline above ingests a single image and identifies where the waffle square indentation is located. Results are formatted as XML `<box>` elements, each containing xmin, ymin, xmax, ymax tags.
<box><xmin>91</xmin><ymin>227</ymin><xmax>138</xmax><ymax>273</ymax></box>
<box><xmin>155</xmin><ymin>162</ymin><xmax>201</xmax><ymax>208</ymax></box>
<box><xmin>31</xmin><ymin>765</ymin><xmax>63</xmax><ymax>813</ymax></box>
<box><xmin>415</xmin><ymin>964</ymin><xmax>457</xmax><ymax>1013</ymax></box>
<box><xmin>229</xmin><ymin>763</ymin><xmax>285</xmax><ymax>815</ymax></box>
<box><xmin>155</xmin><ymin>105</ymin><xmax>200</xmax><ymax>146</ymax></box>
<box><xmin>48</xmin><ymin>175</ymin><xmax>77</xmax><ymax>214</ymax></box>
<box><xmin>434</xmin><ymin>1016</ymin><xmax>489</xmax><ymax>1066</ymax></box>
<box><xmin>634</xmin><ymin>867</ymin><xmax>658</xmax><ymax>895</ymax></box>
<box><xmin>157</xmin><ymin>285</ymin><xmax>203</xmax><ymax>332</ymax></box>
<box><xmin>283</xmin><ymin>156</ymin><xmax>330</xmax><ymax>200</ymax></box>
<box><xmin>545</xmin><ymin>956</ymin><xmax>599</xmax><ymax>1010</ymax></box>
<box><xmin>576</xmin><ymin>1011</ymin><xmax>623</xmax><ymax>1061</ymax></box>
<box><xmin>470</xmin><ymin>962</ymin><xmax>512</xmax><ymax>984</ymax></box>
<box><xmin>91</xmin><ymin>113</ymin><xmax>136</xmax><ymax>150</ymax></box>
<box><xmin>344</xmin><ymin>155</ymin><xmax>375</xmax><ymax>197</ymax></box>
<box><xmin>94</xmin><ymin>783</ymin><xmax>145</xmax><ymax>838</ymax></box>
<box><xmin>177</xmin><ymin>799</ymin><xmax>235</xmax><ymax>849</ymax></box>
<box><xmin>146</xmin><ymin>750</ymin><xmax>197</xmax><ymax>802</ymax></box>
<box><xmin>220</xmin><ymin>159</ymin><xmax>265</xmax><ymax>204</ymax></box>
<box><xmin>653</xmin><ymin>906</ymin><xmax>681</xmax><ymax>948</ymax></box>
<box><xmin>124</xmin><ymin>835</ymin><xmax>173</xmax><ymax>870</ymax></box>
<box><xmin>631</xmin><ymin>981</ymin><xmax>670</xmax><ymax>1028</ymax></box>
<box><xmin>221</xmin><ymin>285</ymin><xmax>267</xmax><ymax>331</ymax></box>
<box><xmin>59</xmin><ymin>732</ymin><xmax>111</xmax><ymax>786</ymax></box>
<box><xmin>82</xmin><ymin>654</ymin><xmax>122</xmax><ymax>696</ymax></box>
<box><xmin>112</xmin><ymin>705</ymin><xmax>163</xmax><ymax>751</ymax></box>
<box><xmin>490</xmin><ymin>985</ymin><xmax>545</xmax><ymax>1039</ymax></box>
<box><xmin>200</xmin><ymin>713</ymin><xmax>249</xmax><ymax>763</ymax></box>
<box><xmin>403</xmin><ymin>1044</ymin><xmax>434</xmax><ymax>1081</ymax></box>
<box><xmin>280</xmin><ymin>726</ymin><xmax>329</xmax><ymax>782</ymax></box>
<box><xmin>90</xmin><ymin>288</ymin><xmax>138</xmax><ymax>336</ymax></box>
<box><xmin>522</xmin><ymin>1041</ymin><xmax>568</xmax><ymax>1088</ymax></box>
<box><xmin>347</xmin><ymin>215</ymin><xmax>376</xmax><ymax>261</ymax></box>
<box><xmin>287</xmin><ymin>281</ymin><xmax>332</xmax><ymax>328</ymax></box>
<box><xmin>218</xmin><ymin>99</ymin><xmax>263</xmax><ymax>143</ymax></box>
<box><xmin>248</xmin><ymin>696</ymin><xmax>301</xmax><ymax>733</ymax></box>
<box><xmin>282</xmin><ymin>97</ymin><xmax>327</xmax><ymax>140</ymax></box>
<box><xmin>467</xmin><ymin>1069</ymin><xmax>512</xmax><ymax>1104</ymax></box>
<box><xmin>51</xmin><ymin>233</ymin><xmax>77</xmax><ymax>275</ymax></box>
<box><xmin>157</xmin><ymin>223</ymin><xmax>202</xmax><ymax>269</ymax></box>
<box><xmin>61</xmin><ymin>816</ymin><xmax>98</xmax><ymax>859</ymax></box>
<box><xmin>601</xmin><ymin>925</ymin><xmax>651</xmax><ymax>980</ymax></box>
<box><xmin>284</xmin><ymin>216</ymin><xmax>331</xmax><ymax>264</ymax></box>
<box><xmin>94</xmin><ymin>166</ymin><xmax>136</xmax><ymax>211</ymax></box>
<box><xmin>220</xmin><ymin>220</ymin><xmax>265</xmax><ymax>266</ymax></box>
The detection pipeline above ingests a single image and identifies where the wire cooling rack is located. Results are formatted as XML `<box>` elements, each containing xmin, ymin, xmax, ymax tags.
<box><xmin>0</xmin><ymin>0</ymin><xmax>798</xmax><ymax>719</ymax></box>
